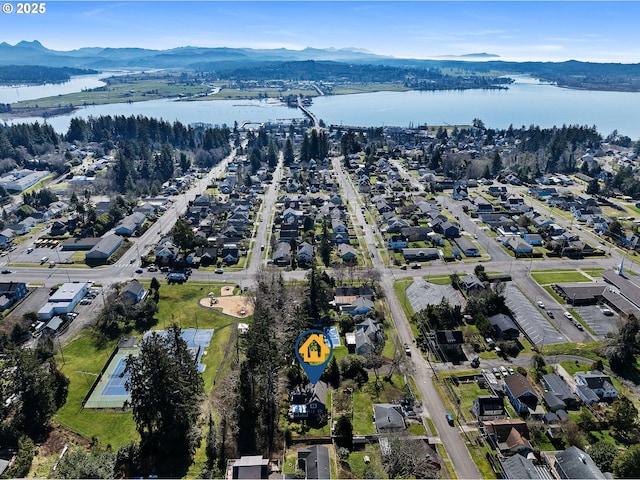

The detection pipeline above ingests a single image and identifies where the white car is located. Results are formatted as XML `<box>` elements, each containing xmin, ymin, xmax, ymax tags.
<box><xmin>563</xmin><ymin>311</ymin><xmax>574</xmax><ymax>320</ymax></box>
<box><xmin>536</xmin><ymin>300</ymin><xmax>545</xmax><ymax>308</ymax></box>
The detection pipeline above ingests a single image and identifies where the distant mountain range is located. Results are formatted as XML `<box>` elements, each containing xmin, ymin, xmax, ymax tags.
<box><xmin>3</xmin><ymin>41</ymin><xmax>640</xmax><ymax>92</ymax></box>
<box><xmin>0</xmin><ymin>40</ymin><xmax>404</xmax><ymax>69</ymax></box>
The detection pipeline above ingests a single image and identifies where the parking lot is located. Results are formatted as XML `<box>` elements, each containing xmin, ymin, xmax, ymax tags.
<box><xmin>504</xmin><ymin>283</ymin><xmax>566</xmax><ymax>345</ymax></box>
<box><xmin>8</xmin><ymin>246</ymin><xmax>75</xmax><ymax>265</ymax></box>
<box><xmin>576</xmin><ymin>305</ymin><xmax>619</xmax><ymax>338</ymax></box>
<box><xmin>406</xmin><ymin>279</ymin><xmax>463</xmax><ymax>313</ymax></box>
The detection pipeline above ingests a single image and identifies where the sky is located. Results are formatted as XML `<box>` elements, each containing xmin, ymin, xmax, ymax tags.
<box><xmin>2</xmin><ymin>1</ymin><xmax>640</xmax><ymax>63</ymax></box>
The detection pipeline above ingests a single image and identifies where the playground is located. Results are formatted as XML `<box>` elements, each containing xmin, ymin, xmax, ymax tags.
<box><xmin>198</xmin><ymin>286</ymin><xmax>253</xmax><ymax>318</ymax></box>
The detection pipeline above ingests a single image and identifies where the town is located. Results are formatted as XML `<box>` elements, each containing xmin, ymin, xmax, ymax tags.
<box><xmin>0</xmin><ymin>113</ymin><xmax>640</xmax><ymax>480</ymax></box>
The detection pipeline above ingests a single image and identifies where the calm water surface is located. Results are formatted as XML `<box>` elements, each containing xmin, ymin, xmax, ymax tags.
<box><xmin>3</xmin><ymin>76</ymin><xmax>640</xmax><ymax>138</ymax></box>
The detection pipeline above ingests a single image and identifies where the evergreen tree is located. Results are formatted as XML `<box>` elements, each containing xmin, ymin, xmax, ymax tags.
<box><xmin>124</xmin><ymin>324</ymin><xmax>204</xmax><ymax>459</ymax></box>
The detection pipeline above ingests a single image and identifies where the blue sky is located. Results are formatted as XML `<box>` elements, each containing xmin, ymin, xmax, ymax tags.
<box><xmin>2</xmin><ymin>1</ymin><xmax>640</xmax><ymax>62</ymax></box>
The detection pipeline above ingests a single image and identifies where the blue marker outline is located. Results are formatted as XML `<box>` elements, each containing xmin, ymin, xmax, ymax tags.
<box><xmin>295</xmin><ymin>329</ymin><xmax>334</xmax><ymax>384</ymax></box>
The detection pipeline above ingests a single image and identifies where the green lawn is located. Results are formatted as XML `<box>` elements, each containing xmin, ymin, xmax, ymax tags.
<box><xmin>55</xmin><ymin>334</ymin><xmax>138</xmax><ymax>448</ymax></box>
<box><xmin>352</xmin><ymin>390</ymin><xmax>376</xmax><ymax>435</ymax></box>
<box><xmin>531</xmin><ymin>270</ymin><xmax>592</xmax><ymax>284</ymax></box>
<box><xmin>55</xmin><ymin>281</ymin><xmax>243</xmax><ymax>448</ymax></box>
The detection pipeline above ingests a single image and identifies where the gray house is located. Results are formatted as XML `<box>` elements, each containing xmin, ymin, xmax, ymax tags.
<box><xmin>552</xmin><ymin>446</ymin><xmax>606</xmax><ymax>479</ymax></box>
<box><xmin>542</xmin><ymin>373</ymin><xmax>576</xmax><ymax>409</ymax></box>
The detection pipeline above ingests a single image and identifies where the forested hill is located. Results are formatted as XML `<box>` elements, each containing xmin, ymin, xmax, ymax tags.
<box><xmin>0</xmin><ymin>65</ymin><xmax>98</xmax><ymax>85</ymax></box>
<box><xmin>213</xmin><ymin>60</ymin><xmax>513</xmax><ymax>90</ymax></box>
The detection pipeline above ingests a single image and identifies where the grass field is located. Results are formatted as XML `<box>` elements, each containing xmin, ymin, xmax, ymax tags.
<box><xmin>531</xmin><ymin>270</ymin><xmax>592</xmax><ymax>284</ymax></box>
<box><xmin>55</xmin><ymin>281</ymin><xmax>241</xmax><ymax>448</ymax></box>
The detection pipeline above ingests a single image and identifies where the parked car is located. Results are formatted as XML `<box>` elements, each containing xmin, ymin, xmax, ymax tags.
<box><xmin>40</xmin><ymin>256</ymin><xmax>49</xmax><ymax>264</ymax></box>
<box><xmin>601</xmin><ymin>307</ymin><xmax>613</xmax><ymax>316</ymax></box>
<box><xmin>500</xmin><ymin>366</ymin><xmax>509</xmax><ymax>377</ymax></box>
<box><xmin>26</xmin><ymin>247</ymin><xmax>33</xmax><ymax>254</ymax></box>
<box><xmin>411</xmin><ymin>263</ymin><xmax>421</xmax><ymax>269</ymax></box>
<box><xmin>446</xmin><ymin>413</ymin><xmax>455</xmax><ymax>426</ymax></box>
<box><xmin>214</xmin><ymin>268</ymin><xmax>224</xmax><ymax>274</ymax></box>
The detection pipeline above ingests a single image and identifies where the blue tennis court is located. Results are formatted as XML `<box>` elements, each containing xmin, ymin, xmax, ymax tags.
<box><xmin>101</xmin><ymin>357</ymin><xmax>129</xmax><ymax>396</ymax></box>
<box><xmin>325</xmin><ymin>326</ymin><xmax>341</xmax><ymax>347</ymax></box>
<box><xmin>84</xmin><ymin>328</ymin><xmax>215</xmax><ymax>409</ymax></box>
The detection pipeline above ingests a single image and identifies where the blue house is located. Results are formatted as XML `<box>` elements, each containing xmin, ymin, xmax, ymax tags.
<box><xmin>503</xmin><ymin>373</ymin><xmax>538</xmax><ymax>414</ymax></box>
<box><xmin>523</xmin><ymin>232</ymin><xmax>544</xmax><ymax>246</ymax></box>
<box><xmin>388</xmin><ymin>235</ymin><xmax>408</xmax><ymax>249</ymax></box>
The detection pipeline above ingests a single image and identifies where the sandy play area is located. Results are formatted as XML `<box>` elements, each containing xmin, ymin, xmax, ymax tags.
<box><xmin>198</xmin><ymin>287</ymin><xmax>253</xmax><ymax>318</ymax></box>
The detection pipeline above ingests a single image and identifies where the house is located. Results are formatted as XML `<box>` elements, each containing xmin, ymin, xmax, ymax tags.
<box><xmin>229</xmin><ymin>456</ymin><xmax>269</xmax><ymax>480</ymax></box>
<box><xmin>434</xmin><ymin>330</ymin><xmax>464</xmax><ymax>354</ymax></box>
<box><xmin>455</xmin><ymin>237</ymin><xmax>480</xmax><ymax>257</ymax></box>
<box><xmin>542</xmin><ymin>373</ymin><xmax>576</xmax><ymax>409</ymax></box>
<box><xmin>337</xmin><ymin>244</ymin><xmax>358</xmax><ymax>263</ymax></box>
<box><xmin>354</xmin><ymin>318</ymin><xmax>382</xmax><ymax>354</ymax></box>
<box><xmin>400</xmin><ymin>226</ymin><xmax>432</xmax><ymax>242</ymax></box>
<box><xmin>0</xmin><ymin>281</ymin><xmax>28</xmax><ymax>311</ymax></box>
<box><xmin>501</xmin><ymin>454</ymin><xmax>547</xmax><ymax>479</ymax></box>
<box><xmin>289</xmin><ymin>381</ymin><xmax>328</xmax><ymax>420</ymax></box>
<box><xmin>221</xmin><ymin>244</ymin><xmax>240</xmax><ymax>265</ymax></box>
<box><xmin>388</xmin><ymin>235</ymin><xmax>408</xmax><ymax>250</ymax></box>
<box><xmin>273</xmin><ymin>242</ymin><xmax>292</xmax><ymax>266</ymax></box>
<box><xmin>373</xmin><ymin>403</ymin><xmax>406</xmax><ymax>432</ymax></box>
<box><xmin>155</xmin><ymin>240</ymin><xmax>178</xmax><ymax>262</ymax></box>
<box><xmin>402</xmin><ymin>248</ymin><xmax>440</xmax><ymax>261</ymax></box>
<box><xmin>573</xmin><ymin>370</ymin><xmax>618</xmax><ymax>400</ymax></box>
<box><xmin>343</xmin><ymin>296</ymin><xmax>375</xmax><ymax>316</ymax></box>
<box><xmin>297</xmin><ymin>242</ymin><xmax>314</xmax><ymax>264</ymax></box>
<box><xmin>472</xmin><ymin>395</ymin><xmax>506</xmax><ymax>421</ymax></box>
<box><xmin>460</xmin><ymin>274</ymin><xmax>485</xmax><ymax>294</ymax></box>
<box><xmin>297</xmin><ymin>445</ymin><xmax>330</xmax><ymax>480</ymax></box>
<box><xmin>505</xmin><ymin>236</ymin><xmax>533</xmax><ymax>255</ymax></box>
<box><xmin>434</xmin><ymin>220</ymin><xmax>460</xmax><ymax>238</ymax></box>
<box><xmin>523</xmin><ymin>232</ymin><xmax>544</xmax><ymax>246</ymax></box>
<box><xmin>488</xmin><ymin>313</ymin><xmax>520</xmax><ymax>340</ymax></box>
<box><xmin>551</xmin><ymin>446</ymin><xmax>606</xmax><ymax>479</ymax></box>
<box><xmin>85</xmin><ymin>235</ymin><xmax>123</xmax><ymax>262</ymax></box>
<box><xmin>503</xmin><ymin>373</ymin><xmax>538</xmax><ymax>414</ymax></box>
<box><xmin>119</xmin><ymin>280</ymin><xmax>147</xmax><ymax>305</ymax></box>
<box><xmin>483</xmin><ymin>419</ymin><xmax>532</xmax><ymax>456</ymax></box>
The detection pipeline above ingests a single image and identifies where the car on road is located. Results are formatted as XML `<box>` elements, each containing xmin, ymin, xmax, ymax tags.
<box><xmin>404</xmin><ymin>344</ymin><xmax>411</xmax><ymax>356</ymax></box>
<box><xmin>214</xmin><ymin>268</ymin><xmax>224</xmax><ymax>274</ymax></box>
<box><xmin>135</xmin><ymin>268</ymin><xmax>143</xmax><ymax>274</ymax></box>
<box><xmin>574</xmin><ymin>321</ymin><xmax>584</xmax><ymax>330</ymax></box>
<box><xmin>147</xmin><ymin>265</ymin><xmax>158</xmax><ymax>272</ymax></box>
<box><xmin>129</xmin><ymin>257</ymin><xmax>136</xmax><ymax>264</ymax></box>
<box><xmin>563</xmin><ymin>311</ymin><xmax>574</xmax><ymax>320</ymax></box>
<box><xmin>546</xmin><ymin>310</ymin><xmax>555</xmax><ymax>318</ymax></box>
<box><xmin>411</xmin><ymin>263</ymin><xmax>421</xmax><ymax>269</ymax></box>
<box><xmin>446</xmin><ymin>413</ymin><xmax>455</xmax><ymax>426</ymax></box>
<box><xmin>536</xmin><ymin>300</ymin><xmax>545</xmax><ymax>308</ymax></box>
<box><xmin>1</xmin><ymin>269</ymin><xmax>11</xmax><ymax>274</ymax></box>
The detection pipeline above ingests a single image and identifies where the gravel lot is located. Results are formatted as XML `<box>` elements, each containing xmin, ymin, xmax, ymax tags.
<box><xmin>406</xmin><ymin>278</ymin><xmax>463</xmax><ymax>312</ymax></box>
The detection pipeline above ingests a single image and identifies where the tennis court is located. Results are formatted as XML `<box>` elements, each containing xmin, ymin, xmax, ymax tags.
<box><xmin>84</xmin><ymin>329</ymin><xmax>214</xmax><ymax>409</ymax></box>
